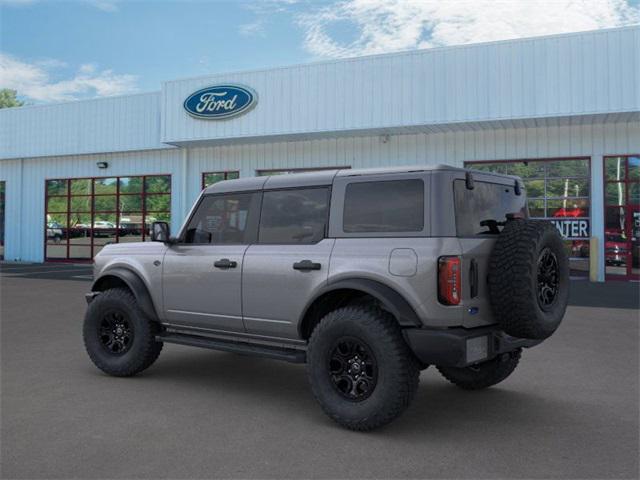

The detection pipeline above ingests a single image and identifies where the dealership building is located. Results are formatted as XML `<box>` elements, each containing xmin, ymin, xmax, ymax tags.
<box><xmin>0</xmin><ymin>26</ymin><xmax>638</xmax><ymax>281</ymax></box>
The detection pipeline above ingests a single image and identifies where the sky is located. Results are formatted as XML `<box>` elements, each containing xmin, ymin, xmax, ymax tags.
<box><xmin>1</xmin><ymin>0</ymin><xmax>639</xmax><ymax>104</ymax></box>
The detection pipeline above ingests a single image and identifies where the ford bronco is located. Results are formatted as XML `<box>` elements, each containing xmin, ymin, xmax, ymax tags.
<box><xmin>83</xmin><ymin>165</ymin><xmax>569</xmax><ymax>430</ymax></box>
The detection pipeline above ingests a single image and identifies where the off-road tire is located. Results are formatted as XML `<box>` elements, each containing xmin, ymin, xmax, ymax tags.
<box><xmin>83</xmin><ymin>288</ymin><xmax>163</xmax><ymax>377</ymax></box>
<box><xmin>488</xmin><ymin>219</ymin><xmax>569</xmax><ymax>340</ymax></box>
<box><xmin>437</xmin><ymin>349</ymin><xmax>522</xmax><ymax>390</ymax></box>
<box><xmin>307</xmin><ymin>305</ymin><xmax>420</xmax><ymax>431</ymax></box>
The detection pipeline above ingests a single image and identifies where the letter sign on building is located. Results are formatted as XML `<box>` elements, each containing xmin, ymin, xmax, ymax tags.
<box><xmin>184</xmin><ymin>85</ymin><xmax>257</xmax><ymax>119</ymax></box>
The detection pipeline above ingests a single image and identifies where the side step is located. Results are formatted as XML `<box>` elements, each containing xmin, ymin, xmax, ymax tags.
<box><xmin>156</xmin><ymin>332</ymin><xmax>306</xmax><ymax>364</ymax></box>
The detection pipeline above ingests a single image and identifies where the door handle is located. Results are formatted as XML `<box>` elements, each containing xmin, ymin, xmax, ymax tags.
<box><xmin>293</xmin><ymin>260</ymin><xmax>321</xmax><ymax>271</ymax></box>
<box><xmin>214</xmin><ymin>258</ymin><xmax>237</xmax><ymax>269</ymax></box>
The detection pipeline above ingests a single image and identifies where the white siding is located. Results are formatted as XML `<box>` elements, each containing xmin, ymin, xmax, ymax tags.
<box><xmin>2</xmin><ymin>120</ymin><xmax>638</xmax><ymax>264</ymax></box>
<box><xmin>162</xmin><ymin>27</ymin><xmax>639</xmax><ymax>145</ymax></box>
<box><xmin>0</xmin><ymin>149</ymin><xmax>184</xmax><ymax>262</ymax></box>
<box><xmin>0</xmin><ymin>92</ymin><xmax>169</xmax><ymax>160</ymax></box>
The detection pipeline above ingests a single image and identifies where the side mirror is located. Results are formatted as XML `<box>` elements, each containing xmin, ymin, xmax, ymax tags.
<box><xmin>151</xmin><ymin>221</ymin><xmax>170</xmax><ymax>243</ymax></box>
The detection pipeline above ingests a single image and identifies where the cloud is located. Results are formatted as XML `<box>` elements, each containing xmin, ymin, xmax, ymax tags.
<box><xmin>0</xmin><ymin>53</ymin><xmax>138</xmax><ymax>102</ymax></box>
<box><xmin>298</xmin><ymin>0</ymin><xmax>640</xmax><ymax>58</ymax></box>
<box><xmin>239</xmin><ymin>19</ymin><xmax>266</xmax><ymax>37</ymax></box>
<box><xmin>86</xmin><ymin>0</ymin><xmax>119</xmax><ymax>12</ymax></box>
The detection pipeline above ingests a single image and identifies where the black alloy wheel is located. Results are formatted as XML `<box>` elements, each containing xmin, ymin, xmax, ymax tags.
<box><xmin>328</xmin><ymin>337</ymin><xmax>378</xmax><ymax>401</ymax></box>
<box><xmin>537</xmin><ymin>247</ymin><xmax>559</xmax><ymax>310</ymax></box>
<box><xmin>98</xmin><ymin>310</ymin><xmax>134</xmax><ymax>355</ymax></box>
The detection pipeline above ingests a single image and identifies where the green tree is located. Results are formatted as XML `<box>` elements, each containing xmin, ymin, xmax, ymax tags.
<box><xmin>0</xmin><ymin>89</ymin><xmax>24</xmax><ymax>109</ymax></box>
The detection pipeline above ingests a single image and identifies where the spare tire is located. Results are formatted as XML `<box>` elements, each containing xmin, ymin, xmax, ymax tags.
<box><xmin>488</xmin><ymin>219</ymin><xmax>569</xmax><ymax>340</ymax></box>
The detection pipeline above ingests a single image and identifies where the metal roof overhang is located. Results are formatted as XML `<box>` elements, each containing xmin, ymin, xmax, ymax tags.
<box><xmin>164</xmin><ymin>111</ymin><xmax>640</xmax><ymax>148</ymax></box>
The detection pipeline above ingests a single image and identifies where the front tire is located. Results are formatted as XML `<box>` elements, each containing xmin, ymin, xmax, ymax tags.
<box><xmin>83</xmin><ymin>288</ymin><xmax>163</xmax><ymax>377</ymax></box>
<box><xmin>436</xmin><ymin>349</ymin><xmax>521</xmax><ymax>390</ymax></box>
<box><xmin>307</xmin><ymin>306</ymin><xmax>419</xmax><ymax>431</ymax></box>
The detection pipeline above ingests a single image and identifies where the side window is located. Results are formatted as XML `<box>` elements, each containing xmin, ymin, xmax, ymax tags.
<box><xmin>259</xmin><ymin>188</ymin><xmax>330</xmax><ymax>244</ymax></box>
<box><xmin>184</xmin><ymin>193</ymin><xmax>258</xmax><ymax>244</ymax></box>
<box><xmin>343</xmin><ymin>179</ymin><xmax>424</xmax><ymax>233</ymax></box>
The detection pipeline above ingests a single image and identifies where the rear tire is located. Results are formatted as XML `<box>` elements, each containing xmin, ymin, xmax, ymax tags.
<box><xmin>83</xmin><ymin>288</ymin><xmax>163</xmax><ymax>377</ymax></box>
<box><xmin>307</xmin><ymin>306</ymin><xmax>419</xmax><ymax>431</ymax></box>
<box><xmin>437</xmin><ymin>349</ymin><xmax>521</xmax><ymax>390</ymax></box>
<box><xmin>488</xmin><ymin>219</ymin><xmax>569</xmax><ymax>340</ymax></box>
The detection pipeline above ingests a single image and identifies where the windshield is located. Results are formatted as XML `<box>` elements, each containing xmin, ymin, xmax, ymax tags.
<box><xmin>454</xmin><ymin>179</ymin><xmax>527</xmax><ymax>236</ymax></box>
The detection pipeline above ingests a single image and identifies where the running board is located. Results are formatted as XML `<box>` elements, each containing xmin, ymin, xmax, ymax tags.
<box><xmin>156</xmin><ymin>332</ymin><xmax>307</xmax><ymax>364</ymax></box>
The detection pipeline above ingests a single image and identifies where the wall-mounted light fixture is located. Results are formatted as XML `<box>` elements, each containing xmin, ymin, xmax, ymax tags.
<box><xmin>96</xmin><ymin>162</ymin><xmax>108</xmax><ymax>169</ymax></box>
<box><xmin>380</xmin><ymin>134</ymin><xmax>390</xmax><ymax>144</ymax></box>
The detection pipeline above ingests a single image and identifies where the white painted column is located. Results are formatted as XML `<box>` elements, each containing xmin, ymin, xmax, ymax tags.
<box><xmin>590</xmin><ymin>155</ymin><xmax>605</xmax><ymax>282</ymax></box>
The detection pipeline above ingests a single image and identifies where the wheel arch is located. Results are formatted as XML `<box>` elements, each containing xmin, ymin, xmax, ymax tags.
<box><xmin>91</xmin><ymin>267</ymin><xmax>158</xmax><ymax>320</ymax></box>
<box><xmin>298</xmin><ymin>278</ymin><xmax>422</xmax><ymax>339</ymax></box>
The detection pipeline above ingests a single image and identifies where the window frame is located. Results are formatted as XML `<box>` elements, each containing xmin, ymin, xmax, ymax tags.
<box><xmin>257</xmin><ymin>186</ymin><xmax>332</xmax><ymax>245</ymax></box>
<box><xmin>329</xmin><ymin>173</ymin><xmax>430</xmax><ymax>238</ymax></box>
<box><xmin>602</xmin><ymin>154</ymin><xmax>640</xmax><ymax>280</ymax></box>
<box><xmin>44</xmin><ymin>174</ymin><xmax>171</xmax><ymax>262</ymax></box>
<box><xmin>201</xmin><ymin>171</ymin><xmax>240</xmax><ymax>189</ymax></box>
<box><xmin>178</xmin><ymin>191</ymin><xmax>261</xmax><ymax>246</ymax></box>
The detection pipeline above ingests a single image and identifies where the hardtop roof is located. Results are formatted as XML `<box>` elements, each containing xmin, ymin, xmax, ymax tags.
<box><xmin>203</xmin><ymin>164</ymin><xmax>519</xmax><ymax>193</ymax></box>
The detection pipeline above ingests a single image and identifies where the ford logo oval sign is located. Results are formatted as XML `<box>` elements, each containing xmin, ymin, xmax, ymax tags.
<box><xmin>183</xmin><ymin>84</ymin><xmax>257</xmax><ymax>120</ymax></box>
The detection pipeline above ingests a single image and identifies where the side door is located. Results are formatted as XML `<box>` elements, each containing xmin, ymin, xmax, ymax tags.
<box><xmin>162</xmin><ymin>191</ymin><xmax>261</xmax><ymax>333</ymax></box>
<box><xmin>242</xmin><ymin>187</ymin><xmax>334</xmax><ymax>339</ymax></box>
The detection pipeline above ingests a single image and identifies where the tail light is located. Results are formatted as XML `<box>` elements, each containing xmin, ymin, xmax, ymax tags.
<box><xmin>438</xmin><ymin>256</ymin><xmax>461</xmax><ymax>305</ymax></box>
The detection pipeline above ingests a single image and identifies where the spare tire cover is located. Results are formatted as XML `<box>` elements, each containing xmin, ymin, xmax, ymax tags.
<box><xmin>488</xmin><ymin>219</ymin><xmax>569</xmax><ymax>340</ymax></box>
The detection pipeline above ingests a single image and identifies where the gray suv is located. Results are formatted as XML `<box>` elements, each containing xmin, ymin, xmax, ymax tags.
<box><xmin>83</xmin><ymin>165</ymin><xmax>569</xmax><ymax>430</ymax></box>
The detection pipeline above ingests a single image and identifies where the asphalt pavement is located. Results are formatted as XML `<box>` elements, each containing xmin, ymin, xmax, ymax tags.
<box><xmin>1</xmin><ymin>264</ymin><xmax>638</xmax><ymax>479</ymax></box>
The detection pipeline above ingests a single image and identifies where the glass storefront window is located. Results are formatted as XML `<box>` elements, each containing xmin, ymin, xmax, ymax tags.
<box><xmin>466</xmin><ymin>158</ymin><xmax>591</xmax><ymax>277</ymax></box>
<box><xmin>46</xmin><ymin>179</ymin><xmax>67</xmax><ymax>196</ymax></box>
<box><xmin>605</xmin><ymin>183</ymin><xmax>626</xmax><ymax>206</ymax></box>
<box><xmin>603</xmin><ymin>156</ymin><xmax>639</xmax><ymax>279</ymax></box>
<box><xmin>202</xmin><ymin>171</ymin><xmax>239</xmax><ymax>188</ymax></box>
<box><xmin>70</xmin><ymin>179</ymin><xmax>91</xmax><ymax>195</ymax></box>
<box><xmin>45</xmin><ymin>175</ymin><xmax>171</xmax><ymax>261</ymax></box>
<box><xmin>119</xmin><ymin>177</ymin><xmax>143</xmax><ymax>194</ymax></box>
<box><xmin>629</xmin><ymin>156</ymin><xmax>640</xmax><ymax>181</ymax></box>
<box><xmin>145</xmin><ymin>175</ymin><xmax>171</xmax><ymax>193</ymax></box>
<box><xmin>94</xmin><ymin>178</ymin><xmax>117</xmax><ymax>194</ymax></box>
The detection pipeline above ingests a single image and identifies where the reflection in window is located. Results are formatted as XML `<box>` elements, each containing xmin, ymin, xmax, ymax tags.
<box><xmin>466</xmin><ymin>158</ymin><xmax>591</xmax><ymax>276</ymax></box>
<box><xmin>45</xmin><ymin>175</ymin><xmax>171</xmax><ymax>260</ymax></box>
<box><xmin>259</xmin><ymin>188</ymin><xmax>329</xmax><ymax>244</ymax></box>
<box><xmin>344</xmin><ymin>180</ymin><xmax>424</xmax><ymax>233</ymax></box>
<box><xmin>185</xmin><ymin>193</ymin><xmax>258</xmax><ymax>245</ymax></box>
<box><xmin>202</xmin><ymin>171</ymin><xmax>239</xmax><ymax>188</ymax></box>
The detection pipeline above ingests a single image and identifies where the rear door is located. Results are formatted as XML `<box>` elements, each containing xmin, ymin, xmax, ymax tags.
<box><xmin>451</xmin><ymin>176</ymin><xmax>528</xmax><ymax>327</ymax></box>
<box><xmin>242</xmin><ymin>187</ymin><xmax>333</xmax><ymax>339</ymax></box>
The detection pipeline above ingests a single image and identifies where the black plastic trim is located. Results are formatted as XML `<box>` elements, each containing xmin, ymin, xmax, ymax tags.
<box><xmin>91</xmin><ymin>268</ymin><xmax>159</xmax><ymax>320</ymax></box>
<box><xmin>403</xmin><ymin>325</ymin><xmax>541</xmax><ymax>368</ymax></box>
<box><xmin>300</xmin><ymin>278</ymin><xmax>422</xmax><ymax>332</ymax></box>
<box><xmin>157</xmin><ymin>332</ymin><xmax>306</xmax><ymax>363</ymax></box>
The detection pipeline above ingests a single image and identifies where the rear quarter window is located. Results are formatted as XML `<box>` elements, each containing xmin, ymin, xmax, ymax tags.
<box><xmin>454</xmin><ymin>180</ymin><xmax>527</xmax><ymax>236</ymax></box>
<box><xmin>343</xmin><ymin>179</ymin><xmax>424</xmax><ymax>233</ymax></box>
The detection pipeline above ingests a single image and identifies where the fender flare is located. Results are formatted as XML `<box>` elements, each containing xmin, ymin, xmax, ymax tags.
<box><xmin>91</xmin><ymin>267</ymin><xmax>158</xmax><ymax>320</ymax></box>
<box><xmin>300</xmin><ymin>278</ymin><xmax>422</xmax><ymax>329</ymax></box>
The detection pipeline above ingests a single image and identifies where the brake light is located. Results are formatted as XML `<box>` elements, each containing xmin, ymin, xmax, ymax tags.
<box><xmin>438</xmin><ymin>256</ymin><xmax>461</xmax><ymax>305</ymax></box>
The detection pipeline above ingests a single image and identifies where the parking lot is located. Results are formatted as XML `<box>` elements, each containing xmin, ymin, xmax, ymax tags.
<box><xmin>1</xmin><ymin>263</ymin><xmax>638</xmax><ymax>479</ymax></box>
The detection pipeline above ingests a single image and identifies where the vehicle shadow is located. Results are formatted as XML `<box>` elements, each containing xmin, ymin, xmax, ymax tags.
<box><xmin>139</xmin><ymin>348</ymin><xmax>590</xmax><ymax>437</ymax></box>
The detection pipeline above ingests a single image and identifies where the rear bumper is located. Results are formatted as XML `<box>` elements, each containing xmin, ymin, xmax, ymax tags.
<box><xmin>403</xmin><ymin>325</ymin><xmax>541</xmax><ymax>368</ymax></box>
